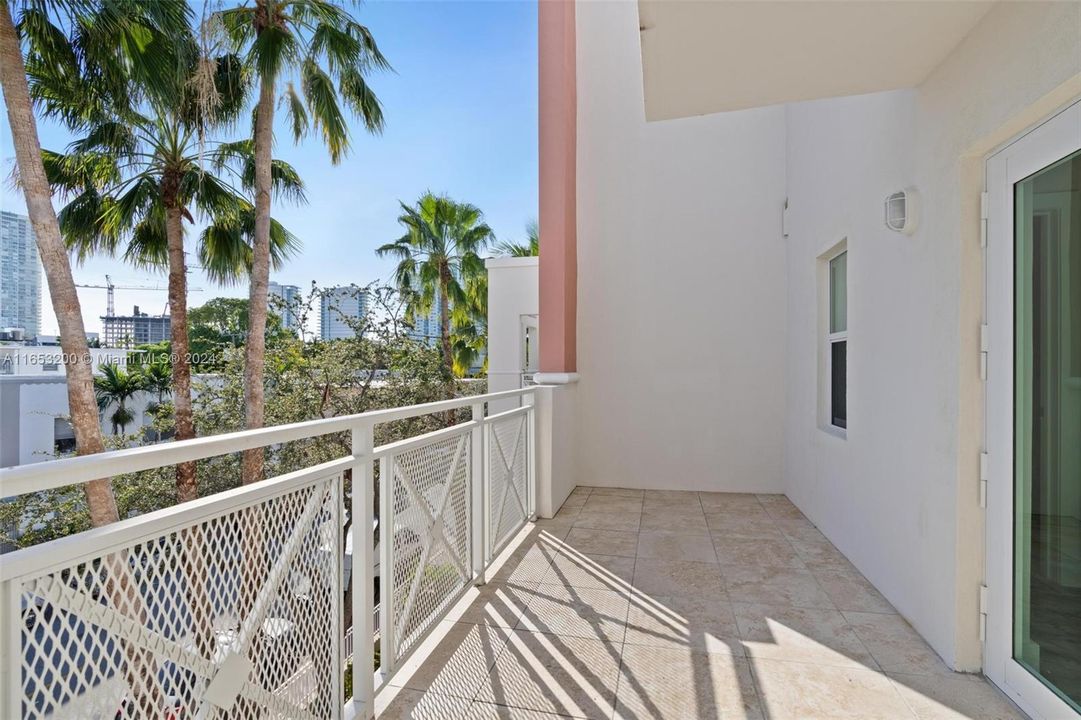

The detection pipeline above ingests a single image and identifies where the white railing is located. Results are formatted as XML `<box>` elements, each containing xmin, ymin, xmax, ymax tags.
<box><xmin>0</xmin><ymin>387</ymin><xmax>536</xmax><ymax>720</ymax></box>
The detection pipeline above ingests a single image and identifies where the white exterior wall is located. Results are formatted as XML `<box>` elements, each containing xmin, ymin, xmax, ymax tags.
<box><xmin>575</xmin><ymin>0</ymin><xmax>788</xmax><ymax>493</ymax></box>
<box><xmin>0</xmin><ymin>376</ymin><xmax>158</xmax><ymax>467</ymax></box>
<box><xmin>0</xmin><ymin>347</ymin><xmax>127</xmax><ymax>376</ymax></box>
<box><xmin>486</xmin><ymin>256</ymin><xmax>539</xmax><ymax>401</ymax></box>
<box><xmin>566</xmin><ymin>0</ymin><xmax>1080</xmax><ymax>675</ymax></box>
<box><xmin>782</xmin><ymin>1</ymin><xmax>1081</xmax><ymax>671</ymax></box>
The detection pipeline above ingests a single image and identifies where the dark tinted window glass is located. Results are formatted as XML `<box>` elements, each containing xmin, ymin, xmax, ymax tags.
<box><xmin>831</xmin><ymin>341</ymin><xmax>847</xmax><ymax>428</ymax></box>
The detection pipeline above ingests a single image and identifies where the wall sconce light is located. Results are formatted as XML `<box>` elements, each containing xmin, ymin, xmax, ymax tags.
<box><xmin>885</xmin><ymin>187</ymin><xmax>919</xmax><ymax>235</ymax></box>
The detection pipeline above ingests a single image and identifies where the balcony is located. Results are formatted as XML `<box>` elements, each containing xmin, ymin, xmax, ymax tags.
<box><xmin>375</xmin><ymin>488</ymin><xmax>1025</xmax><ymax>720</ymax></box>
<box><xmin>0</xmin><ymin>388</ymin><xmax>1022</xmax><ymax>719</ymax></box>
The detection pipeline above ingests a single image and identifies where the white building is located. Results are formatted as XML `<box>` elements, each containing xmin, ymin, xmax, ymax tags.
<box><xmin>407</xmin><ymin>300</ymin><xmax>441</xmax><ymax>347</ymax></box>
<box><xmin>0</xmin><ymin>346</ymin><xmax>127</xmax><ymax>377</ymax></box>
<box><xmin>268</xmin><ymin>281</ymin><xmax>302</xmax><ymax>333</ymax></box>
<box><xmin>0</xmin><ymin>348</ymin><xmax>144</xmax><ymax>467</ymax></box>
<box><xmin>0</xmin><ymin>211</ymin><xmax>41</xmax><ymax>338</ymax></box>
<box><xmin>320</xmin><ymin>286</ymin><xmax>369</xmax><ymax>341</ymax></box>
<box><xmin>486</xmin><ymin>256</ymin><xmax>538</xmax><ymax>405</ymax></box>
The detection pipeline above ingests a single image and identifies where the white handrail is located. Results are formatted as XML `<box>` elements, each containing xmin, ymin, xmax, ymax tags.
<box><xmin>371</xmin><ymin>420</ymin><xmax>475</xmax><ymax>460</ymax></box>
<box><xmin>483</xmin><ymin>404</ymin><xmax>531</xmax><ymax>424</ymax></box>
<box><xmin>0</xmin><ymin>457</ymin><xmax>354</xmax><ymax>581</ymax></box>
<box><xmin>0</xmin><ymin>387</ymin><xmax>534</xmax><ymax>497</ymax></box>
<box><xmin>1</xmin><ymin>385</ymin><xmax>539</xmax><ymax>720</ymax></box>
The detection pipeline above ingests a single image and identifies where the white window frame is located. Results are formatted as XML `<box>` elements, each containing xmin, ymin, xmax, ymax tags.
<box><xmin>818</xmin><ymin>239</ymin><xmax>848</xmax><ymax>437</ymax></box>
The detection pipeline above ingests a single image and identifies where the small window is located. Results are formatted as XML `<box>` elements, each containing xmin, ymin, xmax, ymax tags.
<box><xmin>42</xmin><ymin>361</ymin><xmax>59</xmax><ymax>372</ymax></box>
<box><xmin>828</xmin><ymin>251</ymin><xmax>847</xmax><ymax>429</ymax></box>
<box><xmin>54</xmin><ymin>418</ymin><xmax>76</xmax><ymax>454</ymax></box>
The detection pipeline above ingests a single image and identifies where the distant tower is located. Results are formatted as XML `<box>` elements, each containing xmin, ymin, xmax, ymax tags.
<box><xmin>268</xmin><ymin>281</ymin><xmax>302</xmax><ymax>332</ymax></box>
<box><xmin>408</xmin><ymin>298</ymin><xmax>443</xmax><ymax>348</ymax></box>
<box><xmin>320</xmin><ymin>286</ymin><xmax>370</xmax><ymax>341</ymax></box>
<box><xmin>0</xmin><ymin>212</ymin><xmax>42</xmax><ymax>338</ymax></box>
<box><xmin>101</xmin><ymin>305</ymin><xmax>170</xmax><ymax>348</ymax></box>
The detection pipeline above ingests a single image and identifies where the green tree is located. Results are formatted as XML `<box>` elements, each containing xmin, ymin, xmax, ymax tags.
<box><xmin>0</xmin><ymin>0</ymin><xmax>193</xmax><ymax>528</ymax></box>
<box><xmin>190</xmin><ymin>296</ymin><xmax>288</xmax><ymax>346</ymax></box>
<box><xmin>129</xmin><ymin>340</ymin><xmax>172</xmax><ymax>368</ymax></box>
<box><xmin>377</xmin><ymin>193</ymin><xmax>494</xmax><ymax>381</ymax></box>
<box><xmin>494</xmin><ymin>219</ymin><xmax>539</xmax><ymax>257</ymax></box>
<box><xmin>140</xmin><ymin>360</ymin><xmax>172</xmax><ymax>408</ymax></box>
<box><xmin>0</xmin><ymin>285</ymin><xmax>484</xmax><ymax>539</ymax></box>
<box><xmin>215</xmin><ymin>0</ymin><xmax>389</xmax><ymax>485</ymax></box>
<box><xmin>46</xmin><ymin>100</ymin><xmax>303</xmax><ymax>503</ymax></box>
<box><xmin>95</xmin><ymin>363</ymin><xmax>143</xmax><ymax>435</ymax></box>
<box><xmin>138</xmin><ymin>361</ymin><xmax>172</xmax><ymax>441</ymax></box>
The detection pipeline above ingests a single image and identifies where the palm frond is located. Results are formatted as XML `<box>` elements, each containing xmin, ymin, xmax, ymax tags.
<box><xmin>301</xmin><ymin>58</ymin><xmax>348</xmax><ymax>162</ymax></box>
<box><xmin>283</xmin><ymin>81</ymin><xmax>310</xmax><ymax>141</ymax></box>
<box><xmin>338</xmin><ymin>66</ymin><xmax>384</xmax><ymax>133</ymax></box>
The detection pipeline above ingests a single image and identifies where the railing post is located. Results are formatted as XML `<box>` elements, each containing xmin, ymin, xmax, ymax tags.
<box><xmin>378</xmin><ymin>454</ymin><xmax>393</xmax><ymax>679</ymax></box>
<box><xmin>350</xmin><ymin>420</ymin><xmax>375</xmax><ymax>720</ymax></box>
<box><xmin>470</xmin><ymin>401</ymin><xmax>486</xmax><ymax>584</ymax></box>
<box><xmin>2</xmin><ymin>581</ymin><xmax>18</xmax><ymax>720</ymax></box>
<box><xmin>524</xmin><ymin>391</ymin><xmax>538</xmax><ymax>520</ymax></box>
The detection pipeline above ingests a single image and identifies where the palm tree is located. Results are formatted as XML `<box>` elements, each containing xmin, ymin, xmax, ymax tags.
<box><xmin>47</xmin><ymin>111</ymin><xmax>303</xmax><ymax>502</ymax></box>
<box><xmin>95</xmin><ymin>363</ymin><xmax>143</xmax><ymax>435</ymax></box>
<box><xmin>378</xmin><ymin>193</ymin><xmax>494</xmax><ymax>382</ymax></box>
<box><xmin>216</xmin><ymin>0</ymin><xmax>389</xmax><ymax>485</ymax></box>
<box><xmin>140</xmin><ymin>361</ymin><xmax>172</xmax><ymax>440</ymax></box>
<box><xmin>494</xmin><ymin>220</ymin><xmax>539</xmax><ymax>257</ymax></box>
<box><xmin>0</xmin><ymin>0</ymin><xmax>192</xmax><ymax>528</ymax></box>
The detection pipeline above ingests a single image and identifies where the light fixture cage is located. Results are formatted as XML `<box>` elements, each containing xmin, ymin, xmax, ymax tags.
<box><xmin>885</xmin><ymin>188</ymin><xmax>919</xmax><ymax>235</ymax></box>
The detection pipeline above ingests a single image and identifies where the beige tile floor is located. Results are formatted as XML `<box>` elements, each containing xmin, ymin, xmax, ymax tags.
<box><xmin>375</xmin><ymin>488</ymin><xmax>1027</xmax><ymax>720</ymax></box>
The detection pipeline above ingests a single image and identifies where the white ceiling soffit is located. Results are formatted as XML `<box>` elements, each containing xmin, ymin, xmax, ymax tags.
<box><xmin>638</xmin><ymin>0</ymin><xmax>995</xmax><ymax>121</ymax></box>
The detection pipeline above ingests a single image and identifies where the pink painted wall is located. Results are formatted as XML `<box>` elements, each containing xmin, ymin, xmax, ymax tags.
<box><xmin>538</xmin><ymin>0</ymin><xmax>577</xmax><ymax>373</ymax></box>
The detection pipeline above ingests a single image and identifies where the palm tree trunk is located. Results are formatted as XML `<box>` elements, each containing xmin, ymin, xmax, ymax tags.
<box><xmin>242</xmin><ymin>66</ymin><xmax>275</xmax><ymax>486</ymax></box>
<box><xmin>439</xmin><ymin>268</ymin><xmax>454</xmax><ymax>380</ymax></box>
<box><xmin>165</xmin><ymin>201</ymin><xmax>197</xmax><ymax>502</ymax></box>
<box><xmin>2</xmin><ymin>5</ymin><xmax>169</xmax><ymax>713</ymax></box>
<box><xmin>438</xmin><ymin>268</ymin><xmax>456</xmax><ymax>426</ymax></box>
<box><xmin>0</xmin><ymin>0</ymin><xmax>117</xmax><ymax>526</ymax></box>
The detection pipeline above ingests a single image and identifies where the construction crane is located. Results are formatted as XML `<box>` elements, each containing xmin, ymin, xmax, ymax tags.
<box><xmin>75</xmin><ymin>274</ymin><xmax>203</xmax><ymax>316</ymax></box>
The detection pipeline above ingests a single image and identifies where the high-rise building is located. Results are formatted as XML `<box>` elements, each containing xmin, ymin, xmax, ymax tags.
<box><xmin>320</xmin><ymin>286</ymin><xmax>369</xmax><ymax>341</ymax></box>
<box><xmin>0</xmin><ymin>211</ymin><xmax>42</xmax><ymax>338</ymax></box>
<box><xmin>268</xmin><ymin>281</ymin><xmax>302</xmax><ymax>332</ymax></box>
<box><xmin>408</xmin><ymin>300</ymin><xmax>443</xmax><ymax>347</ymax></box>
<box><xmin>101</xmin><ymin>305</ymin><xmax>170</xmax><ymax>348</ymax></box>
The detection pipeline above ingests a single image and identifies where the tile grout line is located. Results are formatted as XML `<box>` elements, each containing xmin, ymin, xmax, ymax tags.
<box><xmin>610</xmin><ymin>514</ymin><xmax>645</xmax><ymax>720</ymax></box>
<box><xmin>763</xmin><ymin>495</ymin><xmax>888</xmax><ymax>676</ymax></box>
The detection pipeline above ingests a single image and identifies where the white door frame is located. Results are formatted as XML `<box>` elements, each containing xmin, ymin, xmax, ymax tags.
<box><xmin>984</xmin><ymin>99</ymin><xmax>1081</xmax><ymax>720</ymax></box>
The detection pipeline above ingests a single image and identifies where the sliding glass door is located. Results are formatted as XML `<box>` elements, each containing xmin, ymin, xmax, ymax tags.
<box><xmin>986</xmin><ymin>100</ymin><xmax>1081</xmax><ymax>720</ymax></box>
<box><xmin>1013</xmin><ymin>147</ymin><xmax>1081</xmax><ymax>714</ymax></box>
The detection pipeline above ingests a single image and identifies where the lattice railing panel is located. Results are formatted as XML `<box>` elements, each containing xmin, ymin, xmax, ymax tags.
<box><xmin>487</xmin><ymin>412</ymin><xmax>529</xmax><ymax>557</ymax></box>
<box><xmin>14</xmin><ymin>472</ymin><xmax>343</xmax><ymax>720</ymax></box>
<box><xmin>387</xmin><ymin>430</ymin><xmax>471</xmax><ymax>664</ymax></box>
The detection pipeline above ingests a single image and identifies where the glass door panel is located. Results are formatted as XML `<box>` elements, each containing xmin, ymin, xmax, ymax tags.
<box><xmin>1014</xmin><ymin>148</ymin><xmax>1081</xmax><ymax>713</ymax></box>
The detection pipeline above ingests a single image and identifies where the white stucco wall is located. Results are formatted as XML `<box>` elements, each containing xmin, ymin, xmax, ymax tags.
<box><xmin>486</xmin><ymin>256</ymin><xmax>539</xmax><ymax>411</ymax></box>
<box><xmin>15</xmin><ymin>379</ymin><xmax>72</xmax><ymax>464</ymax></box>
<box><xmin>574</xmin><ymin>0</ymin><xmax>788</xmax><ymax>493</ymax></box>
<box><xmin>568</xmin><ymin>0</ymin><xmax>1080</xmax><ymax>676</ymax></box>
<box><xmin>1</xmin><ymin>376</ymin><xmax>180</xmax><ymax>468</ymax></box>
<box><xmin>783</xmin><ymin>1</ymin><xmax>1081</xmax><ymax>671</ymax></box>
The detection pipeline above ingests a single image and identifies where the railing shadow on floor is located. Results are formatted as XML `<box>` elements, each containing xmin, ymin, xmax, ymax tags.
<box><xmin>374</xmin><ymin>496</ymin><xmax>1029</xmax><ymax>720</ymax></box>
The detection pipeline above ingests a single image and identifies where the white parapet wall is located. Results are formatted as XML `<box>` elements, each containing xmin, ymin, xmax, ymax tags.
<box><xmin>484</xmin><ymin>256</ymin><xmax>577</xmax><ymax>517</ymax></box>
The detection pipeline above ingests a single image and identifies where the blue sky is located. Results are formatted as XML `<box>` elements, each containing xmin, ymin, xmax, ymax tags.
<box><xmin>0</xmin><ymin>0</ymin><xmax>538</xmax><ymax>335</ymax></box>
